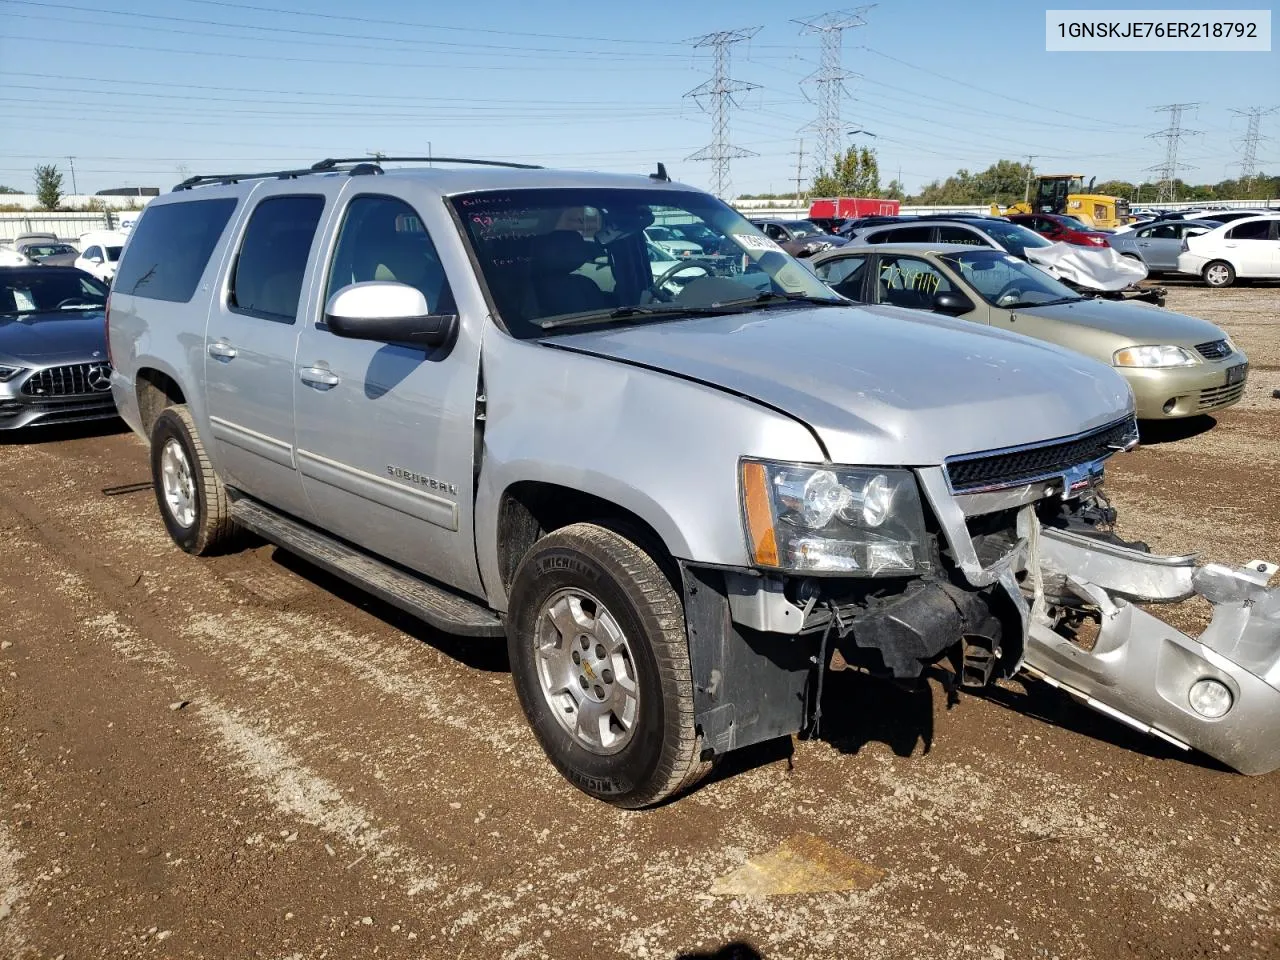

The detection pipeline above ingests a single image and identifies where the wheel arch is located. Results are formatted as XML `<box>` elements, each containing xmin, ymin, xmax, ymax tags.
<box><xmin>135</xmin><ymin>364</ymin><xmax>188</xmax><ymax>436</ymax></box>
<box><xmin>495</xmin><ymin>481</ymin><xmax>681</xmax><ymax>603</ymax></box>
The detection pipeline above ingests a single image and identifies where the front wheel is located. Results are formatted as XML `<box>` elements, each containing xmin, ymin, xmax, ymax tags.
<box><xmin>1202</xmin><ymin>260</ymin><xmax>1235</xmax><ymax>288</ymax></box>
<box><xmin>506</xmin><ymin>523</ymin><xmax>708</xmax><ymax>808</ymax></box>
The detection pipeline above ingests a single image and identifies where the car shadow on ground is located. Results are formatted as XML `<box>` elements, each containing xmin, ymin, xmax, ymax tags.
<box><xmin>268</xmin><ymin>547</ymin><xmax>512</xmax><ymax>673</ymax></box>
<box><xmin>813</xmin><ymin>668</ymin><xmax>939</xmax><ymax>759</ymax></box>
<box><xmin>1138</xmin><ymin>414</ymin><xmax>1216</xmax><ymax>445</ymax></box>
<box><xmin>677</xmin><ymin>943</ymin><xmax>764</xmax><ymax>960</ymax></box>
<box><xmin>0</xmin><ymin>417</ymin><xmax>128</xmax><ymax>446</ymax></box>
<box><xmin>974</xmin><ymin>674</ymin><xmax>1233</xmax><ymax>774</ymax></box>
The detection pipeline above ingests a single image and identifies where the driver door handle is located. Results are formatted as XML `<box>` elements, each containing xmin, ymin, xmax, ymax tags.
<box><xmin>299</xmin><ymin>365</ymin><xmax>340</xmax><ymax>389</ymax></box>
<box><xmin>207</xmin><ymin>339</ymin><xmax>237</xmax><ymax>360</ymax></box>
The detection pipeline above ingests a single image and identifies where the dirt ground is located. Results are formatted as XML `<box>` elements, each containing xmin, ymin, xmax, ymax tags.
<box><xmin>1</xmin><ymin>284</ymin><xmax>1277</xmax><ymax>960</ymax></box>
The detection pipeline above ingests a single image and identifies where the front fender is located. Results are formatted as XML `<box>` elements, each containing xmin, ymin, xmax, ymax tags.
<box><xmin>474</xmin><ymin>333</ymin><xmax>825</xmax><ymax>610</ymax></box>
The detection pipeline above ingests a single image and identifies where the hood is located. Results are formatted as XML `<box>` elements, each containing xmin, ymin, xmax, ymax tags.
<box><xmin>0</xmin><ymin>309</ymin><xmax>108</xmax><ymax>362</ymax></box>
<box><xmin>1019</xmin><ymin>298</ymin><xmax>1227</xmax><ymax>345</ymax></box>
<box><xmin>545</xmin><ymin>304</ymin><xmax>1133</xmax><ymax>466</ymax></box>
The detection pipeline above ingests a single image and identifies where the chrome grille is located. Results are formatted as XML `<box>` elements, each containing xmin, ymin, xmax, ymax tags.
<box><xmin>21</xmin><ymin>362</ymin><xmax>111</xmax><ymax>397</ymax></box>
<box><xmin>945</xmin><ymin>416</ymin><xmax>1137</xmax><ymax>493</ymax></box>
<box><xmin>1195</xmin><ymin>339</ymin><xmax>1231</xmax><ymax>360</ymax></box>
<box><xmin>1198</xmin><ymin>382</ymin><xmax>1245</xmax><ymax>410</ymax></box>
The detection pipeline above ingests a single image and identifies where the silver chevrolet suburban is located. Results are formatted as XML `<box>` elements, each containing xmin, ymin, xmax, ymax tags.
<box><xmin>107</xmin><ymin>157</ymin><xmax>1280</xmax><ymax>806</ymax></box>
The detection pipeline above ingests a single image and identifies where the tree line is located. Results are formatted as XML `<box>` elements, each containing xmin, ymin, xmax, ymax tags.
<box><xmin>740</xmin><ymin>147</ymin><xmax>1278</xmax><ymax>204</ymax></box>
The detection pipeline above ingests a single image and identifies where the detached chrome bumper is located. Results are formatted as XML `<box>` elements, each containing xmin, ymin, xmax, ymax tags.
<box><xmin>1023</xmin><ymin>527</ymin><xmax>1280</xmax><ymax>776</ymax></box>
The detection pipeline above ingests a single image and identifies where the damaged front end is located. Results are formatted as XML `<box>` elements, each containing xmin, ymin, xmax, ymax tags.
<box><xmin>919</xmin><ymin>445</ymin><xmax>1280</xmax><ymax>777</ymax></box>
<box><xmin>1020</xmin><ymin>523</ymin><xmax>1280</xmax><ymax>776</ymax></box>
<box><xmin>683</xmin><ymin>417</ymin><xmax>1278</xmax><ymax>777</ymax></box>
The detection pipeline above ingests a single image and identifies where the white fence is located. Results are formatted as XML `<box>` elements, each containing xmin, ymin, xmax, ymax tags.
<box><xmin>0</xmin><ymin>210</ymin><xmax>142</xmax><ymax>242</ymax></box>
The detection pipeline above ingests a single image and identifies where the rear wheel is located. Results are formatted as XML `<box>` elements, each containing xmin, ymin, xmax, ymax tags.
<box><xmin>506</xmin><ymin>523</ymin><xmax>708</xmax><ymax>808</ymax></box>
<box><xmin>1202</xmin><ymin>260</ymin><xmax>1235</xmax><ymax>288</ymax></box>
<box><xmin>149</xmin><ymin>405</ymin><xmax>240</xmax><ymax>555</ymax></box>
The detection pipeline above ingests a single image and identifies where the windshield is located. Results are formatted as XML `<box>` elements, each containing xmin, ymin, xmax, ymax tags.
<box><xmin>979</xmin><ymin>221</ymin><xmax>1053</xmax><ymax>257</ymax></box>
<box><xmin>452</xmin><ymin>187</ymin><xmax>842</xmax><ymax>337</ymax></box>
<box><xmin>22</xmin><ymin>244</ymin><xmax>76</xmax><ymax>257</ymax></box>
<box><xmin>781</xmin><ymin>220</ymin><xmax>822</xmax><ymax>237</ymax></box>
<box><xmin>940</xmin><ymin>250</ymin><xmax>1081</xmax><ymax>308</ymax></box>
<box><xmin>0</xmin><ymin>269</ymin><xmax>108</xmax><ymax>315</ymax></box>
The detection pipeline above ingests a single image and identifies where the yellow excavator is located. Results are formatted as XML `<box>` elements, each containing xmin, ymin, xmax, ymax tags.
<box><xmin>992</xmin><ymin>174</ymin><xmax>1132</xmax><ymax>229</ymax></box>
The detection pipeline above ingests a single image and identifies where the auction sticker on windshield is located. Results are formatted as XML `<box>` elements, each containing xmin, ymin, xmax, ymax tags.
<box><xmin>734</xmin><ymin>234</ymin><xmax>784</xmax><ymax>253</ymax></box>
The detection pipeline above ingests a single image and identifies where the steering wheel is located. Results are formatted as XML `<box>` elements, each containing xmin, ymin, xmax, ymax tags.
<box><xmin>651</xmin><ymin>259</ymin><xmax>718</xmax><ymax>300</ymax></box>
<box><xmin>992</xmin><ymin>282</ymin><xmax>1026</xmax><ymax>306</ymax></box>
<box><xmin>55</xmin><ymin>297</ymin><xmax>97</xmax><ymax>309</ymax></box>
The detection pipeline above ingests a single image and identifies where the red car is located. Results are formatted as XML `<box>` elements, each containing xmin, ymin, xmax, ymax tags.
<box><xmin>1008</xmin><ymin>213</ymin><xmax>1111</xmax><ymax>248</ymax></box>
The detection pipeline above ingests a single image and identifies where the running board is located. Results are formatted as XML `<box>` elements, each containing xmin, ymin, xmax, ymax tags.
<box><xmin>230</xmin><ymin>496</ymin><xmax>505</xmax><ymax>638</ymax></box>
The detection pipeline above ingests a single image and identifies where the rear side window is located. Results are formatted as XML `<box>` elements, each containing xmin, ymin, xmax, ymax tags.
<box><xmin>875</xmin><ymin>226</ymin><xmax>931</xmax><ymax>243</ymax></box>
<box><xmin>1226</xmin><ymin>220</ymin><xmax>1272</xmax><ymax>240</ymax></box>
<box><xmin>813</xmin><ymin>254</ymin><xmax>868</xmax><ymax>300</ymax></box>
<box><xmin>114</xmin><ymin>198</ymin><xmax>237</xmax><ymax>302</ymax></box>
<box><xmin>229</xmin><ymin>195</ymin><xmax>325</xmax><ymax>323</ymax></box>
<box><xmin>937</xmin><ymin>226</ymin><xmax>988</xmax><ymax>246</ymax></box>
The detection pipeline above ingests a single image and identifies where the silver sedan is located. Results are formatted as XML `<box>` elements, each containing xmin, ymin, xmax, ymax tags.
<box><xmin>1109</xmin><ymin>219</ymin><xmax>1220</xmax><ymax>273</ymax></box>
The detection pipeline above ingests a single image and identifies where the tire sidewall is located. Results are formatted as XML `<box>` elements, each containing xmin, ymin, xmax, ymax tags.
<box><xmin>150</xmin><ymin>409</ymin><xmax>208</xmax><ymax>553</ymax></box>
<box><xmin>507</xmin><ymin>537</ymin><xmax>673</xmax><ymax>802</ymax></box>
<box><xmin>1204</xmin><ymin>261</ymin><xmax>1234</xmax><ymax>287</ymax></box>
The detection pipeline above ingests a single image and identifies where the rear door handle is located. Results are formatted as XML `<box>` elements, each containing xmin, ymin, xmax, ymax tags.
<box><xmin>299</xmin><ymin>365</ymin><xmax>340</xmax><ymax>389</ymax></box>
<box><xmin>207</xmin><ymin>339</ymin><xmax>237</xmax><ymax>360</ymax></box>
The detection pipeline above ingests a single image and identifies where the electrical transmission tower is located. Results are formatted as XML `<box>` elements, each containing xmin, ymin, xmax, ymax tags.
<box><xmin>794</xmin><ymin>7</ymin><xmax>874</xmax><ymax>175</ymax></box>
<box><xmin>1230</xmin><ymin>106</ymin><xmax>1279</xmax><ymax>187</ymax></box>
<box><xmin>1146</xmin><ymin>103</ymin><xmax>1202</xmax><ymax>203</ymax></box>
<box><xmin>684</xmin><ymin>27</ymin><xmax>761</xmax><ymax>200</ymax></box>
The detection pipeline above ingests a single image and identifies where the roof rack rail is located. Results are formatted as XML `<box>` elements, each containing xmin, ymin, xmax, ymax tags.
<box><xmin>171</xmin><ymin>155</ymin><xmax>544</xmax><ymax>191</ymax></box>
<box><xmin>311</xmin><ymin>156</ymin><xmax>544</xmax><ymax>171</ymax></box>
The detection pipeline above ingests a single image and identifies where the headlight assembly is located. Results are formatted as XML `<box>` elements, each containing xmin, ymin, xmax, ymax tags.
<box><xmin>1112</xmin><ymin>345</ymin><xmax>1198</xmax><ymax>368</ymax></box>
<box><xmin>740</xmin><ymin>460</ymin><xmax>929</xmax><ymax>575</ymax></box>
<box><xmin>0</xmin><ymin>364</ymin><xmax>27</xmax><ymax>382</ymax></box>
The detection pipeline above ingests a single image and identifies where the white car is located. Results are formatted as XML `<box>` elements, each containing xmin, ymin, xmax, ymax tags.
<box><xmin>1176</xmin><ymin>215</ymin><xmax>1280</xmax><ymax>287</ymax></box>
<box><xmin>643</xmin><ymin>226</ymin><xmax>701</xmax><ymax>258</ymax></box>
<box><xmin>0</xmin><ymin>247</ymin><xmax>33</xmax><ymax>267</ymax></box>
<box><xmin>74</xmin><ymin>230</ymin><xmax>129</xmax><ymax>284</ymax></box>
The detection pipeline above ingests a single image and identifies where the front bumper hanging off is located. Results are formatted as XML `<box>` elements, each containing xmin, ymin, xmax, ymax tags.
<box><xmin>1021</xmin><ymin>523</ymin><xmax>1280</xmax><ymax>776</ymax></box>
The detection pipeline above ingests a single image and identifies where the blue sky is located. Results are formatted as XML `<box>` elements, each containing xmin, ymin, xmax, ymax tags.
<box><xmin>0</xmin><ymin>0</ymin><xmax>1276</xmax><ymax>196</ymax></box>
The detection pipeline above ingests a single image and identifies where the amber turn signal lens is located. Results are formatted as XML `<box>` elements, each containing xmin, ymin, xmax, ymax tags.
<box><xmin>741</xmin><ymin>460</ymin><xmax>779</xmax><ymax>567</ymax></box>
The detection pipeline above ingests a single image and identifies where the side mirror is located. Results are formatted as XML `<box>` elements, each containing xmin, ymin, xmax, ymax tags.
<box><xmin>324</xmin><ymin>281</ymin><xmax>457</xmax><ymax>347</ymax></box>
<box><xmin>932</xmin><ymin>291</ymin><xmax>974</xmax><ymax>316</ymax></box>
<box><xmin>89</xmin><ymin>256</ymin><xmax>104</xmax><ymax>265</ymax></box>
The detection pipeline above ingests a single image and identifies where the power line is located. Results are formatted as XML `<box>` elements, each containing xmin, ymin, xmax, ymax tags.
<box><xmin>1146</xmin><ymin>103</ymin><xmax>1202</xmax><ymax>202</ymax></box>
<box><xmin>1230</xmin><ymin>105</ymin><xmax>1279</xmax><ymax>186</ymax></box>
<box><xmin>179</xmin><ymin>0</ymin><xmax>686</xmax><ymax>45</ymax></box>
<box><xmin>793</xmin><ymin>7</ymin><xmax>873</xmax><ymax>171</ymax></box>
<box><xmin>683</xmin><ymin>27</ymin><xmax>762</xmax><ymax>199</ymax></box>
<box><xmin>861</xmin><ymin>46</ymin><xmax>1133</xmax><ymax>131</ymax></box>
<box><xmin>0</xmin><ymin>32</ymin><xmax>678</xmax><ymax>72</ymax></box>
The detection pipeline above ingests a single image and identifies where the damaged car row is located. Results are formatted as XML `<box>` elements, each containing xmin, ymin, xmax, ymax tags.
<box><xmin>12</xmin><ymin>157</ymin><xmax>1275</xmax><ymax>806</ymax></box>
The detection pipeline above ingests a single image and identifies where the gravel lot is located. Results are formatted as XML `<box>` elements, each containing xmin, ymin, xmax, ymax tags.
<box><xmin>1</xmin><ymin>284</ymin><xmax>1277</xmax><ymax>960</ymax></box>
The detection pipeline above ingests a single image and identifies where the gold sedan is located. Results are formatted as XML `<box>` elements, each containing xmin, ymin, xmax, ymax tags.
<box><xmin>810</xmin><ymin>243</ymin><xmax>1248</xmax><ymax>420</ymax></box>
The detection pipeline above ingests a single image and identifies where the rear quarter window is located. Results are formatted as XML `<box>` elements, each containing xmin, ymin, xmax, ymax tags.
<box><xmin>114</xmin><ymin>197</ymin><xmax>238</xmax><ymax>302</ymax></box>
